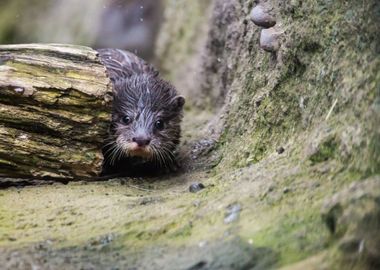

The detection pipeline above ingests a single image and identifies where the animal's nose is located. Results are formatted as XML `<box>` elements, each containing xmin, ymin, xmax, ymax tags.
<box><xmin>132</xmin><ymin>136</ymin><xmax>151</xmax><ymax>147</ymax></box>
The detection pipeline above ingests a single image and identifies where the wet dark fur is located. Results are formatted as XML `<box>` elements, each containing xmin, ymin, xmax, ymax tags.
<box><xmin>97</xmin><ymin>49</ymin><xmax>184</xmax><ymax>176</ymax></box>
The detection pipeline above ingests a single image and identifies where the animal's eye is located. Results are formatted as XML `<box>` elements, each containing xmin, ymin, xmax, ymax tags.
<box><xmin>122</xmin><ymin>116</ymin><xmax>132</xmax><ymax>125</ymax></box>
<box><xmin>155</xmin><ymin>120</ymin><xmax>164</xmax><ymax>130</ymax></box>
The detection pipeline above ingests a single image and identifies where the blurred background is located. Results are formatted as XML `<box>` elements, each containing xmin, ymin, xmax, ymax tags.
<box><xmin>0</xmin><ymin>0</ymin><xmax>163</xmax><ymax>60</ymax></box>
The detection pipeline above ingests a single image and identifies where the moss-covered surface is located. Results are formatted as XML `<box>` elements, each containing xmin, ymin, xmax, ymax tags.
<box><xmin>0</xmin><ymin>0</ymin><xmax>379</xmax><ymax>269</ymax></box>
<box><xmin>156</xmin><ymin>0</ymin><xmax>214</xmax><ymax>104</ymax></box>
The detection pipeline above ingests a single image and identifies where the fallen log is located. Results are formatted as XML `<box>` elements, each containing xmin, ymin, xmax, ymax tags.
<box><xmin>0</xmin><ymin>44</ymin><xmax>113</xmax><ymax>180</ymax></box>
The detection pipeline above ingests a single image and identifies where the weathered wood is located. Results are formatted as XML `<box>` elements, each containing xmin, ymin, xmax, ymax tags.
<box><xmin>0</xmin><ymin>44</ymin><xmax>113</xmax><ymax>180</ymax></box>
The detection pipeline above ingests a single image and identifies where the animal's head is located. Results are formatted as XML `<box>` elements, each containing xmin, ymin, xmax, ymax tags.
<box><xmin>106</xmin><ymin>74</ymin><xmax>185</xmax><ymax>167</ymax></box>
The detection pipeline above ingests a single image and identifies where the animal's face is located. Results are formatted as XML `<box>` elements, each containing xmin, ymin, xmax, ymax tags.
<box><xmin>106</xmin><ymin>74</ymin><xmax>185</xmax><ymax>167</ymax></box>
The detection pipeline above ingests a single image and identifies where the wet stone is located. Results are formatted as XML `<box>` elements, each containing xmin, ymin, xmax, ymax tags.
<box><xmin>224</xmin><ymin>203</ymin><xmax>242</xmax><ymax>224</ymax></box>
<box><xmin>250</xmin><ymin>5</ymin><xmax>276</xmax><ymax>28</ymax></box>
<box><xmin>189</xmin><ymin>183</ymin><xmax>205</xmax><ymax>193</ymax></box>
<box><xmin>276</xmin><ymin>146</ymin><xmax>285</xmax><ymax>154</ymax></box>
<box><xmin>260</xmin><ymin>28</ymin><xmax>282</xmax><ymax>52</ymax></box>
<box><xmin>193</xmin><ymin>200</ymin><xmax>201</xmax><ymax>207</ymax></box>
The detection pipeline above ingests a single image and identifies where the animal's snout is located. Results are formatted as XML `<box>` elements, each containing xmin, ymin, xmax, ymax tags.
<box><xmin>132</xmin><ymin>136</ymin><xmax>151</xmax><ymax>147</ymax></box>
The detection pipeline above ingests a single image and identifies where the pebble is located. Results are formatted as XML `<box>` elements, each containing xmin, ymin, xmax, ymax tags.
<box><xmin>250</xmin><ymin>5</ymin><xmax>276</xmax><ymax>28</ymax></box>
<box><xmin>192</xmin><ymin>200</ymin><xmax>201</xmax><ymax>207</ymax></box>
<box><xmin>276</xmin><ymin>146</ymin><xmax>285</xmax><ymax>154</ymax></box>
<box><xmin>260</xmin><ymin>28</ymin><xmax>282</xmax><ymax>52</ymax></box>
<box><xmin>189</xmin><ymin>183</ymin><xmax>205</xmax><ymax>193</ymax></box>
<box><xmin>224</xmin><ymin>203</ymin><xmax>242</xmax><ymax>224</ymax></box>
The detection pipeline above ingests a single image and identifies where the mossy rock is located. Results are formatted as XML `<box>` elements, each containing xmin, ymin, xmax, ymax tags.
<box><xmin>0</xmin><ymin>0</ymin><xmax>379</xmax><ymax>269</ymax></box>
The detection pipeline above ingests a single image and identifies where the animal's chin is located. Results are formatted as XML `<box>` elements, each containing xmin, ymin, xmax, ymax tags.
<box><xmin>129</xmin><ymin>148</ymin><xmax>152</xmax><ymax>159</ymax></box>
<box><xmin>122</xmin><ymin>142</ymin><xmax>153</xmax><ymax>159</ymax></box>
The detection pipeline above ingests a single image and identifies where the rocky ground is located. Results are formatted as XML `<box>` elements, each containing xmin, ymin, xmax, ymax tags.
<box><xmin>0</xmin><ymin>0</ymin><xmax>379</xmax><ymax>269</ymax></box>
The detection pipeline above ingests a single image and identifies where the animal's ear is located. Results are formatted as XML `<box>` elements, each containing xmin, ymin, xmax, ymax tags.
<box><xmin>170</xmin><ymin>95</ymin><xmax>185</xmax><ymax>112</ymax></box>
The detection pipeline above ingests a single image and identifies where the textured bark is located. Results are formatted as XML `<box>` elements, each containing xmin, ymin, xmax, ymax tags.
<box><xmin>0</xmin><ymin>44</ymin><xmax>112</xmax><ymax>180</ymax></box>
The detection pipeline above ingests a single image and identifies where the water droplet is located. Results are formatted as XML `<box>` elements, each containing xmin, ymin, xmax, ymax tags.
<box><xmin>18</xmin><ymin>134</ymin><xmax>28</xmax><ymax>140</ymax></box>
<box><xmin>140</xmin><ymin>18</ymin><xmax>144</xmax><ymax>22</ymax></box>
<box><xmin>14</xmin><ymin>87</ymin><xmax>24</xmax><ymax>93</ymax></box>
<box><xmin>198</xmin><ymin>241</ymin><xmax>207</xmax><ymax>248</ymax></box>
<box><xmin>140</xmin><ymin>6</ymin><xmax>144</xmax><ymax>9</ymax></box>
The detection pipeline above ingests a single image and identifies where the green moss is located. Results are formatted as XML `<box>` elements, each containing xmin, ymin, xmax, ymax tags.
<box><xmin>157</xmin><ymin>0</ymin><xmax>211</xmax><ymax>79</ymax></box>
<box><xmin>309</xmin><ymin>136</ymin><xmax>339</xmax><ymax>164</ymax></box>
<box><xmin>249</xmin><ymin>209</ymin><xmax>328</xmax><ymax>266</ymax></box>
<box><xmin>0</xmin><ymin>0</ymin><xmax>379</xmax><ymax>268</ymax></box>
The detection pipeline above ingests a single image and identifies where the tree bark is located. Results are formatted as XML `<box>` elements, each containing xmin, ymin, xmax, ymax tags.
<box><xmin>0</xmin><ymin>44</ymin><xmax>112</xmax><ymax>180</ymax></box>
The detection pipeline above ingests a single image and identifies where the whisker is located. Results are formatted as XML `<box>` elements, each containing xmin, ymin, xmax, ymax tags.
<box><xmin>103</xmin><ymin>144</ymin><xmax>117</xmax><ymax>155</ymax></box>
<box><xmin>108</xmin><ymin>146</ymin><xmax>120</xmax><ymax>166</ymax></box>
<box><xmin>151</xmin><ymin>145</ymin><xmax>164</xmax><ymax>168</ymax></box>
